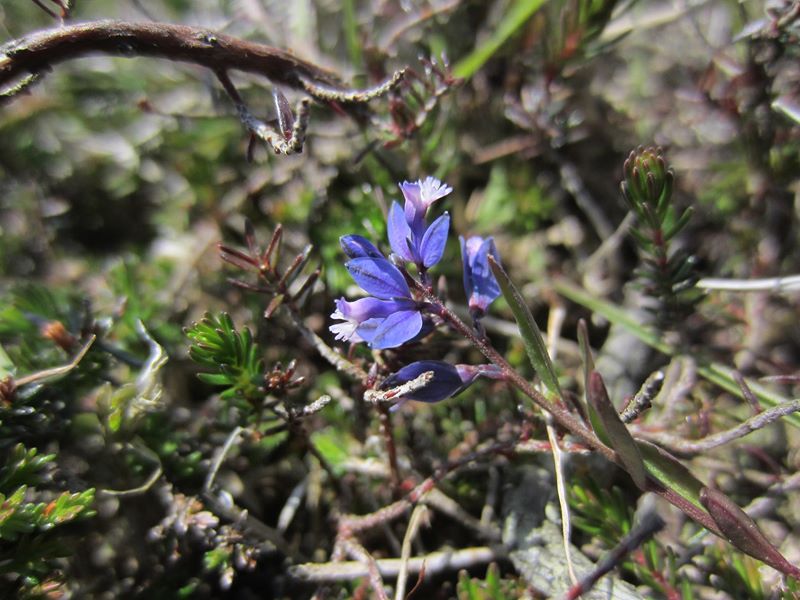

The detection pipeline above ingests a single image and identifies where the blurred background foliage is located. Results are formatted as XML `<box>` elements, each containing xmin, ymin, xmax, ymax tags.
<box><xmin>2</xmin><ymin>0</ymin><xmax>800</xmax><ymax>598</ymax></box>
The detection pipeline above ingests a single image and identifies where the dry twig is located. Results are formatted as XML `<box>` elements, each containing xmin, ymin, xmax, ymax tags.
<box><xmin>544</xmin><ymin>302</ymin><xmax>578</xmax><ymax>585</ymax></box>
<box><xmin>291</xmin><ymin>546</ymin><xmax>501</xmax><ymax>582</ymax></box>
<box><xmin>341</xmin><ymin>538</ymin><xmax>390</xmax><ymax>600</ymax></box>
<box><xmin>394</xmin><ymin>505</ymin><xmax>429</xmax><ymax>600</ymax></box>
<box><xmin>637</xmin><ymin>399</ymin><xmax>800</xmax><ymax>454</ymax></box>
<box><xmin>1</xmin><ymin>20</ymin><xmax>404</xmax><ymax>152</ymax></box>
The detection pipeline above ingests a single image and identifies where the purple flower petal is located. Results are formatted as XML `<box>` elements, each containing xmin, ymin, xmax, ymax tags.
<box><xmin>419</xmin><ymin>212</ymin><xmax>450</xmax><ymax>268</ymax></box>
<box><xmin>401</xmin><ymin>177</ymin><xmax>452</xmax><ymax>220</ymax></box>
<box><xmin>399</xmin><ymin>181</ymin><xmax>424</xmax><ymax>223</ymax></box>
<box><xmin>332</xmin><ymin>296</ymin><xmax>403</xmax><ymax>322</ymax></box>
<box><xmin>329</xmin><ymin>297</ymin><xmax>400</xmax><ymax>342</ymax></box>
<box><xmin>330</xmin><ymin>297</ymin><xmax>417</xmax><ymax>344</ymax></box>
<box><xmin>346</xmin><ymin>257</ymin><xmax>411</xmax><ymax>300</ymax></box>
<box><xmin>387</xmin><ymin>201</ymin><xmax>416</xmax><ymax>262</ymax></box>
<box><xmin>354</xmin><ymin>317</ymin><xmax>383</xmax><ymax>344</ymax></box>
<box><xmin>340</xmin><ymin>235</ymin><xmax>384</xmax><ymax>259</ymax></box>
<box><xmin>419</xmin><ymin>177</ymin><xmax>453</xmax><ymax>206</ymax></box>
<box><xmin>381</xmin><ymin>360</ymin><xmax>464</xmax><ymax>403</ymax></box>
<box><xmin>461</xmin><ymin>235</ymin><xmax>501</xmax><ymax>315</ymax></box>
<box><xmin>382</xmin><ymin>361</ymin><xmax>500</xmax><ymax>406</ymax></box>
<box><xmin>460</xmin><ymin>236</ymin><xmax>470</xmax><ymax>304</ymax></box>
<box><xmin>369</xmin><ymin>309</ymin><xmax>423</xmax><ymax>349</ymax></box>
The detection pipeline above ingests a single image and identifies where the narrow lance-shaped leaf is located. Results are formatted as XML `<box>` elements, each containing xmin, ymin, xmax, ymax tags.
<box><xmin>635</xmin><ymin>439</ymin><xmax>724</xmax><ymax>537</ymax></box>
<box><xmin>489</xmin><ymin>256</ymin><xmax>561</xmax><ymax>397</ymax></box>
<box><xmin>198</xmin><ymin>373</ymin><xmax>232</xmax><ymax>386</ymax></box>
<box><xmin>244</xmin><ymin>218</ymin><xmax>259</xmax><ymax>259</ymax></box>
<box><xmin>453</xmin><ymin>0</ymin><xmax>547</xmax><ymax>79</ymax></box>
<box><xmin>280</xmin><ymin>244</ymin><xmax>313</xmax><ymax>287</ymax></box>
<box><xmin>0</xmin><ymin>343</ymin><xmax>13</xmax><ymax>379</ymax></box>
<box><xmin>577</xmin><ymin>320</ymin><xmax>605</xmax><ymax>437</ymax></box>
<box><xmin>576</xmin><ymin>320</ymin><xmax>595</xmax><ymax>378</ymax></box>
<box><xmin>629</xmin><ymin>227</ymin><xmax>653</xmax><ymax>251</ymax></box>
<box><xmin>700</xmin><ymin>486</ymin><xmax>800</xmax><ymax>579</ymax></box>
<box><xmin>273</xmin><ymin>88</ymin><xmax>295</xmax><ymax>140</ymax></box>
<box><xmin>663</xmin><ymin>207</ymin><xmax>694</xmax><ymax>242</ymax></box>
<box><xmin>587</xmin><ymin>371</ymin><xmax>647</xmax><ymax>490</ymax></box>
<box><xmin>264</xmin><ymin>294</ymin><xmax>284</xmax><ymax>319</ymax></box>
<box><xmin>655</xmin><ymin>171</ymin><xmax>674</xmax><ymax>221</ymax></box>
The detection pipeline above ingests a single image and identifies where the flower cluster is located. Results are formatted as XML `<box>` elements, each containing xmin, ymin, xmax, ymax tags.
<box><xmin>330</xmin><ymin>177</ymin><xmax>452</xmax><ymax>349</ymax></box>
<box><xmin>330</xmin><ymin>176</ymin><xmax>504</xmax><ymax>405</ymax></box>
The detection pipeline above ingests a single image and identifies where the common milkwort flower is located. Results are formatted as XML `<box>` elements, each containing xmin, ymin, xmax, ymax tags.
<box><xmin>330</xmin><ymin>177</ymin><xmax>451</xmax><ymax>350</ymax></box>
<box><xmin>460</xmin><ymin>235</ymin><xmax>501</xmax><ymax>319</ymax></box>
<box><xmin>329</xmin><ymin>265</ymin><xmax>424</xmax><ymax>349</ymax></box>
<box><xmin>380</xmin><ymin>360</ymin><xmax>504</xmax><ymax>409</ymax></box>
<box><xmin>387</xmin><ymin>177</ymin><xmax>452</xmax><ymax>275</ymax></box>
<box><xmin>330</xmin><ymin>177</ymin><xmax>504</xmax><ymax>405</ymax></box>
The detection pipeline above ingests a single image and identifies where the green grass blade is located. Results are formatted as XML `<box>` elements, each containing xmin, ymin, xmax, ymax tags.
<box><xmin>490</xmin><ymin>256</ymin><xmax>561</xmax><ymax>397</ymax></box>
<box><xmin>453</xmin><ymin>0</ymin><xmax>548</xmax><ymax>79</ymax></box>
<box><xmin>342</xmin><ymin>0</ymin><xmax>363</xmax><ymax>68</ymax></box>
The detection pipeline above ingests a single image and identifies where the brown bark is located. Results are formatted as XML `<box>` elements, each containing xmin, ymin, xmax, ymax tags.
<box><xmin>0</xmin><ymin>20</ymin><xmax>345</xmax><ymax>96</ymax></box>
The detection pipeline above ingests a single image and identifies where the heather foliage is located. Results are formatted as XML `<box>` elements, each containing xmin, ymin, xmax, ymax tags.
<box><xmin>2</xmin><ymin>1</ymin><xmax>800</xmax><ymax>598</ymax></box>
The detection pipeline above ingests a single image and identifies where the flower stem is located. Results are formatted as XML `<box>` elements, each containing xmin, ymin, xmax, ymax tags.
<box><xmin>377</xmin><ymin>404</ymin><xmax>402</xmax><ymax>492</ymax></box>
<box><xmin>413</xmin><ymin>281</ymin><xmax>616</xmax><ymax>463</ymax></box>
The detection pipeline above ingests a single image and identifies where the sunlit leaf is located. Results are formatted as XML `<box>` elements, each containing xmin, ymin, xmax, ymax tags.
<box><xmin>587</xmin><ymin>371</ymin><xmax>646</xmax><ymax>490</ymax></box>
<box><xmin>489</xmin><ymin>256</ymin><xmax>561</xmax><ymax>397</ymax></box>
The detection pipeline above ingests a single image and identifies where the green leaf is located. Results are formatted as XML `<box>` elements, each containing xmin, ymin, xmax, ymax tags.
<box><xmin>185</xmin><ymin>312</ymin><xmax>264</xmax><ymax>403</ymax></box>
<box><xmin>655</xmin><ymin>172</ymin><xmax>674</xmax><ymax>221</ymax></box>
<box><xmin>700</xmin><ymin>486</ymin><xmax>800</xmax><ymax>579</ymax></box>
<box><xmin>489</xmin><ymin>256</ymin><xmax>561</xmax><ymax>397</ymax></box>
<box><xmin>197</xmin><ymin>373</ymin><xmax>233</xmax><ymax>386</ymax></box>
<box><xmin>44</xmin><ymin>489</ymin><xmax>95</xmax><ymax>526</ymax></box>
<box><xmin>633</xmin><ymin>439</ymin><xmax>733</xmax><ymax>541</ymax></box>
<box><xmin>576</xmin><ymin>320</ymin><xmax>607</xmax><ymax>440</ymax></box>
<box><xmin>576</xmin><ymin>319</ymin><xmax>595</xmax><ymax>380</ymax></box>
<box><xmin>663</xmin><ymin>207</ymin><xmax>694</xmax><ymax>241</ymax></box>
<box><xmin>0</xmin><ymin>445</ymin><xmax>55</xmax><ymax>491</ymax></box>
<box><xmin>453</xmin><ymin>0</ymin><xmax>548</xmax><ymax>79</ymax></box>
<box><xmin>587</xmin><ymin>372</ymin><xmax>647</xmax><ymax>489</ymax></box>
<box><xmin>107</xmin><ymin>406</ymin><xmax>122</xmax><ymax>434</ymax></box>
<box><xmin>637</xmin><ymin>440</ymin><xmax>705</xmax><ymax>513</ymax></box>
<box><xmin>629</xmin><ymin>226</ymin><xmax>654</xmax><ymax>251</ymax></box>
<box><xmin>204</xmin><ymin>546</ymin><xmax>232</xmax><ymax>572</ymax></box>
<box><xmin>341</xmin><ymin>0</ymin><xmax>363</xmax><ymax>67</ymax></box>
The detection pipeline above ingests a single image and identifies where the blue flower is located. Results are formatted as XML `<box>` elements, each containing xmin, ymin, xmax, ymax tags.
<box><xmin>330</xmin><ymin>177</ymin><xmax>453</xmax><ymax>350</ymax></box>
<box><xmin>345</xmin><ymin>256</ymin><xmax>410</xmax><ymax>300</ymax></box>
<box><xmin>460</xmin><ymin>236</ymin><xmax>501</xmax><ymax>317</ymax></box>
<box><xmin>331</xmin><ymin>236</ymin><xmax>430</xmax><ymax>349</ymax></box>
<box><xmin>388</xmin><ymin>177</ymin><xmax>452</xmax><ymax>269</ymax></box>
<box><xmin>339</xmin><ymin>234</ymin><xmax>385</xmax><ymax>260</ymax></box>
<box><xmin>381</xmin><ymin>360</ymin><xmax>503</xmax><ymax>407</ymax></box>
<box><xmin>399</xmin><ymin>177</ymin><xmax>453</xmax><ymax>224</ymax></box>
<box><xmin>329</xmin><ymin>296</ymin><xmax>415</xmax><ymax>344</ymax></box>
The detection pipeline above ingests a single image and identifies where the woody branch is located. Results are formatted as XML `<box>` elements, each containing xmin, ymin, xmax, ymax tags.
<box><xmin>0</xmin><ymin>20</ymin><xmax>405</xmax><ymax>153</ymax></box>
